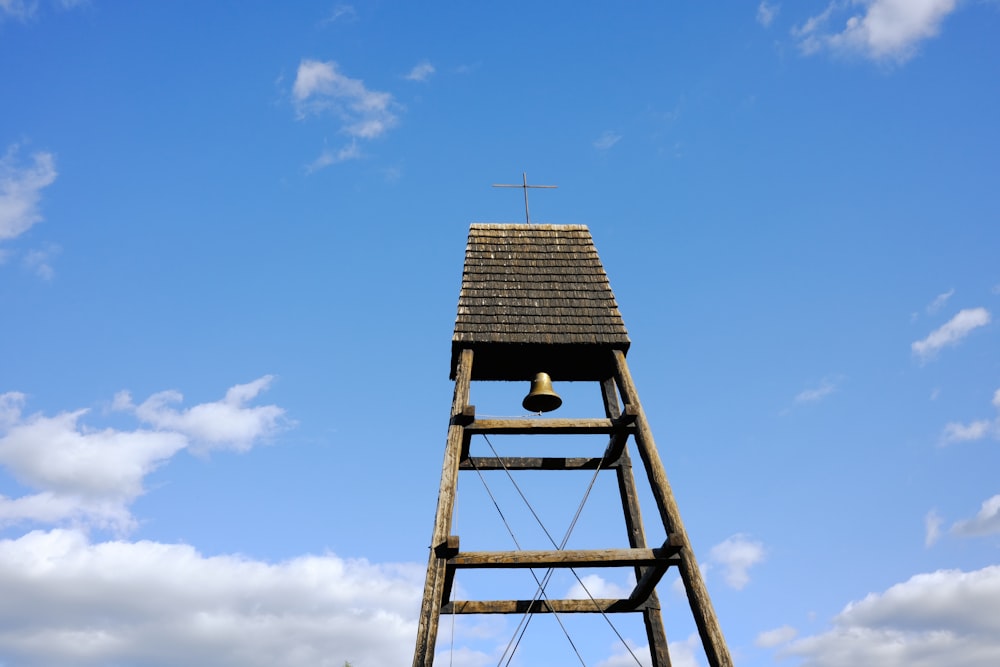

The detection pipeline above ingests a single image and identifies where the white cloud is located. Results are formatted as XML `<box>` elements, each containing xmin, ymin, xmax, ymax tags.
<box><xmin>756</xmin><ymin>624</ymin><xmax>798</xmax><ymax>648</ymax></box>
<box><xmin>0</xmin><ymin>379</ymin><xmax>286</xmax><ymax>532</ymax></box>
<box><xmin>119</xmin><ymin>376</ymin><xmax>287</xmax><ymax>452</ymax></box>
<box><xmin>292</xmin><ymin>59</ymin><xmax>398</xmax><ymax>140</ymax></box>
<box><xmin>0</xmin><ymin>528</ymin><xmax>422</xmax><ymax>667</ymax></box>
<box><xmin>951</xmin><ymin>495</ymin><xmax>1000</xmax><ymax>537</ymax></box>
<box><xmin>0</xmin><ymin>398</ymin><xmax>186</xmax><ymax>532</ymax></box>
<box><xmin>22</xmin><ymin>244</ymin><xmax>59</xmax><ymax>279</ymax></box>
<box><xmin>708</xmin><ymin>534</ymin><xmax>764</xmax><ymax>590</ymax></box>
<box><xmin>795</xmin><ymin>376</ymin><xmax>840</xmax><ymax>403</ymax></box>
<box><xmin>321</xmin><ymin>4</ymin><xmax>357</xmax><ymax>25</ymax></box>
<box><xmin>786</xmin><ymin>565</ymin><xmax>1000</xmax><ymax>667</ymax></box>
<box><xmin>0</xmin><ymin>392</ymin><xmax>24</xmax><ymax>426</ymax></box>
<box><xmin>0</xmin><ymin>144</ymin><xmax>57</xmax><ymax>241</ymax></box>
<box><xmin>793</xmin><ymin>0</ymin><xmax>959</xmax><ymax>64</ymax></box>
<box><xmin>939</xmin><ymin>386</ymin><xmax>1000</xmax><ymax>445</ymax></box>
<box><xmin>305</xmin><ymin>143</ymin><xmax>362</xmax><ymax>172</ymax></box>
<box><xmin>566</xmin><ymin>573</ymin><xmax>633</xmax><ymax>600</ymax></box>
<box><xmin>940</xmin><ymin>419</ymin><xmax>993</xmax><ymax>444</ymax></box>
<box><xmin>912</xmin><ymin>307</ymin><xmax>991</xmax><ymax>360</ymax></box>
<box><xmin>757</xmin><ymin>1</ymin><xmax>779</xmax><ymax>27</ymax></box>
<box><xmin>433</xmin><ymin>646</ymin><xmax>494</xmax><ymax>667</ymax></box>
<box><xmin>594</xmin><ymin>131</ymin><xmax>622</xmax><ymax>150</ymax></box>
<box><xmin>405</xmin><ymin>61</ymin><xmax>435</xmax><ymax>82</ymax></box>
<box><xmin>924</xmin><ymin>510</ymin><xmax>943</xmax><ymax>547</ymax></box>
<box><xmin>596</xmin><ymin>634</ymin><xmax>703</xmax><ymax>667</ymax></box>
<box><xmin>927</xmin><ymin>288</ymin><xmax>955</xmax><ymax>314</ymax></box>
<box><xmin>0</xmin><ymin>0</ymin><xmax>37</xmax><ymax>19</ymax></box>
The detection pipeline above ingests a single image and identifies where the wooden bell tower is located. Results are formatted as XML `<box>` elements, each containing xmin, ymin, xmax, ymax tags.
<box><xmin>412</xmin><ymin>224</ymin><xmax>732</xmax><ymax>666</ymax></box>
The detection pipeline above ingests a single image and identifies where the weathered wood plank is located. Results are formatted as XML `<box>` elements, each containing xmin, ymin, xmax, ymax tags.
<box><xmin>412</xmin><ymin>348</ymin><xmax>473</xmax><ymax>667</ymax></box>
<box><xmin>460</xmin><ymin>456</ymin><xmax>614</xmax><ymax>471</ymax></box>
<box><xmin>465</xmin><ymin>417</ymin><xmax>635</xmax><ymax>435</ymax></box>
<box><xmin>439</xmin><ymin>536</ymin><xmax>459</xmax><ymax>606</ymax></box>
<box><xmin>448</xmin><ymin>547</ymin><xmax>677</xmax><ymax>569</ymax></box>
<box><xmin>601</xmin><ymin>375</ymin><xmax>672</xmax><ymax>667</ymax></box>
<box><xmin>442</xmin><ymin>598</ymin><xmax>651</xmax><ymax>615</ymax></box>
<box><xmin>614</xmin><ymin>350</ymin><xmax>733</xmax><ymax>667</ymax></box>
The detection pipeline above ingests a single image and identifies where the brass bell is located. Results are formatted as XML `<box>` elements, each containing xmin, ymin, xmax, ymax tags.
<box><xmin>522</xmin><ymin>372</ymin><xmax>562</xmax><ymax>413</ymax></box>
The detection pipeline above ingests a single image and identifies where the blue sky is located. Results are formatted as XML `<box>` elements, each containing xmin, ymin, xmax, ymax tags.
<box><xmin>1</xmin><ymin>1</ymin><xmax>999</xmax><ymax>665</ymax></box>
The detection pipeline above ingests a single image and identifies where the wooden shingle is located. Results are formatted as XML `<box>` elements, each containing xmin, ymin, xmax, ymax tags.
<box><xmin>451</xmin><ymin>224</ymin><xmax>630</xmax><ymax>380</ymax></box>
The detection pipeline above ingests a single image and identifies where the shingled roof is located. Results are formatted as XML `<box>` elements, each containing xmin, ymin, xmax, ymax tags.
<box><xmin>451</xmin><ymin>224</ymin><xmax>630</xmax><ymax>381</ymax></box>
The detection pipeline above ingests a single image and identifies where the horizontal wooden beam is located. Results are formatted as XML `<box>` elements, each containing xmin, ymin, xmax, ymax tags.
<box><xmin>461</xmin><ymin>456</ymin><xmax>615</xmax><ymax>471</ymax></box>
<box><xmin>466</xmin><ymin>418</ymin><xmax>635</xmax><ymax>435</ymax></box>
<box><xmin>448</xmin><ymin>546</ymin><xmax>678</xmax><ymax>569</ymax></box>
<box><xmin>442</xmin><ymin>598</ymin><xmax>651</xmax><ymax>614</ymax></box>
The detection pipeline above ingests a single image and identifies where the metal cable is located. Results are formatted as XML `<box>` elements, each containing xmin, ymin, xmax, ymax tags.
<box><xmin>467</xmin><ymin>454</ymin><xmax>588</xmax><ymax>667</ymax></box>
<box><xmin>484</xmin><ymin>434</ymin><xmax>645</xmax><ymax>667</ymax></box>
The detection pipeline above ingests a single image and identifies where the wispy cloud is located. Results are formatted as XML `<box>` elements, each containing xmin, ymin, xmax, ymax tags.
<box><xmin>940</xmin><ymin>419</ymin><xmax>993</xmax><ymax>445</ymax></box>
<box><xmin>565</xmin><ymin>573</ymin><xmax>633</xmax><ymax>600</ymax></box>
<box><xmin>926</xmin><ymin>288</ymin><xmax>954</xmax><ymax>314</ymax></box>
<box><xmin>0</xmin><ymin>0</ymin><xmax>38</xmax><ymax>20</ymax></box>
<box><xmin>404</xmin><ymin>60</ymin><xmax>435</xmax><ymax>82</ymax></box>
<box><xmin>22</xmin><ymin>243</ymin><xmax>59</xmax><ymax>279</ymax></box>
<box><xmin>597</xmin><ymin>633</ymin><xmax>702</xmax><ymax>667</ymax></box>
<box><xmin>939</xmin><ymin>387</ymin><xmax>1000</xmax><ymax>446</ymax></box>
<box><xmin>793</xmin><ymin>0</ymin><xmax>959</xmax><ymax>64</ymax></box>
<box><xmin>757</xmin><ymin>1</ymin><xmax>779</xmax><ymax>27</ymax></box>
<box><xmin>924</xmin><ymin>509</ymin><xmax>943</xmax><ymax>547</ymax></box>
<box><xmin>912</xmin><ymin>307</ymin><xmax>990</xmax><ymax>361</ymax></box>
<box><xmin>951</xmin><ymin>495</ymin><xmax>1000</xmax><ymax>538</ymax></box>
<box><xmin>0</xmin><ymin>144</ymin><xmax>58</xmax><ymax>242</ymax></box>
<box><xmin>593</xmin><ymin>131</ymin><xmax>622</xmax><ymax>150</ymax></box>
<box><xmin>305</xmin><ymin>142</ymin><xmax>362</xmax><ymax>173</ymax></box>
<box><xmin>292</xmin><ymin>60</ymin><xmax>394</xmax><ymax>133</ymax></box>
<box><xmin>321</xmin><ymin>3</ymin><xmax>357</xmax><ymax>25</ymax></box>
<box><xmin>794</xmin><ymin>376</ymin><xmax>841</xmax><ymax>404</ymax></box>
<box><xmin>756</xmin><ymin>625</ymin><xmax>797</xmax><ymax>648</ymax></box>
<box><xmin>708</xmin><ymin>534</ymin><xmax>765</xmax><ymax>590</ymax></box>
<box><xmin>1</xmin><ymin>0</ymin><xmax>86</xmax><ymax>20</ymax></box>
<box><xmin>291</xmin><ymin>59</ymin><xmax>398</xmax><ymax>169</ymax></box>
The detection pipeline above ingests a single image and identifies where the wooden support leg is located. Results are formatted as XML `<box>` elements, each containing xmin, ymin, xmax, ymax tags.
<box><xmin>412</xmin><ymin>349</ymin><xmax>474</xmax><ymax>667</ymax></box>
<box><xmin>601</xmin><ymin>379</ymin><xmax>672</xmax><ymax>667</ymax></box>
<box><xmin>611</xmin><ymin>351</ymin><xmax>733</xmax><ymax>667</ymax></box>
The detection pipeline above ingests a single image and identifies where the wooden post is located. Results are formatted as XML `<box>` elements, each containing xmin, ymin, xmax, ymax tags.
<box><xmin>412</xmin><ymin>348</ymin><xmax>473</xmax><ymax>667</ymax></box>
<box><xmin>601</xmin><ymin>379</ymin><xmax>673</xmax><ymax>667</ymax></box>
<box><xmin>612</xmin><ymin>350</ymin><xmax>733</xmax><ymax>667</ymax></box>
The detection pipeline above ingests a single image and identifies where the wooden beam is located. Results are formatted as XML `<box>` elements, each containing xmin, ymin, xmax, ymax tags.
<box><xmin>412</xmin><ymin>348</ymin><xmax>474</xmax><ymax>667</ymax></box>
<box><xmin>448</xmin><ymin>546</ymin><xmax>678</xmax><ymax>569</ymax></box>
<box><xmin>439</xmin><ymin>537</ymin><xmax>459</xmax><ymax>605</ymax></box>
<box><xmin>602</xmin><ymin>375</ymin><xmax>672</xmax><ymax>667</ymax></box>
<box><xmin>460</xmin><ymin>456</ymin><xmax>615</xmax><ymax>471</ymax></box>
<box><xmin>614</xmin><ymin>350</ymin><xmax>734</xmax><ymax>667</ymax></box>
<box><xmin>442</xmin><ymin>598</ymin><xmax>652</xmax><ymax>615</ymax></box>
<box><xmin>465</xmin><ymin>417</ymin><xmax>636</xmax><ymax>435</ymax></box>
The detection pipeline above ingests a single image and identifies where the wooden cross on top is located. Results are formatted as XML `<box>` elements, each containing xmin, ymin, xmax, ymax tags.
<box><xmin>492</xmin><ymin>172</ymin><xmax>557</xmax><ymax>225</ymax></box>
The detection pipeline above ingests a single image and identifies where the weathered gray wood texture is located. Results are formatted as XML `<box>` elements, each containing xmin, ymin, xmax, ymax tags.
<box><xmin>411</xmin><ymin>349</ymin><xmax>473</xmax><ymax>667</ymax></box>
<box><xmin>451</xmin><ymin>224</ymin><xmax>630</xmax><ymax>380</ymax></box>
